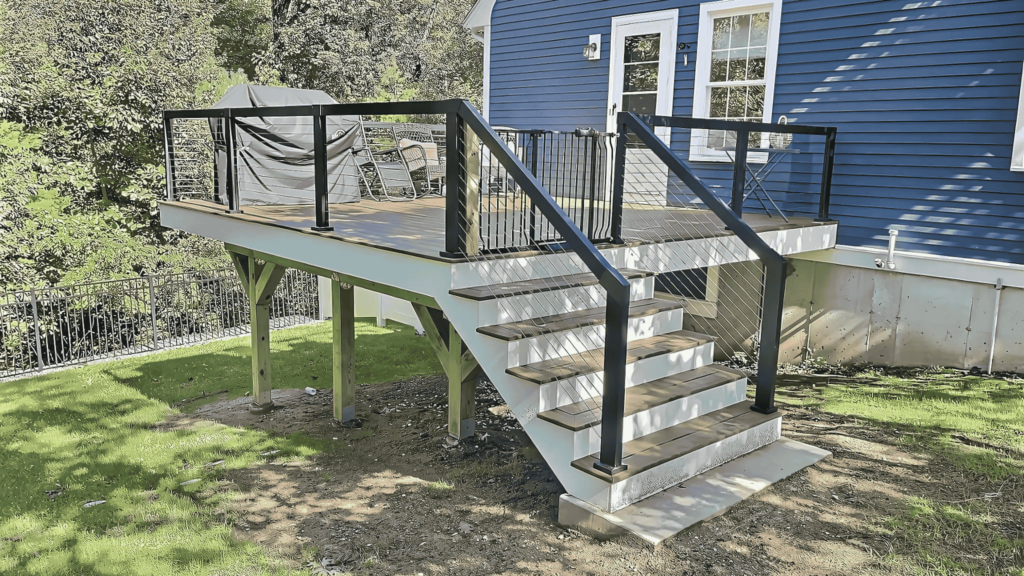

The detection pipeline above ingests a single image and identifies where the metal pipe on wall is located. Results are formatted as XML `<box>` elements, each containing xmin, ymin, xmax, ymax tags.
<box><xmin>988</xmin><ymin>278</ymin><xmax>1004</xmax><ymax>375</ymax></box>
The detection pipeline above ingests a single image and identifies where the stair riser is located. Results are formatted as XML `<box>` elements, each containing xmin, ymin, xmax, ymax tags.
<box><xmin>451</xmin><ymin>249</ymin><xmax>633</xmax><ymax>290</ymax></box>
<box><xmin>476</xmin><ymin>276</ymin><xmax>654</xmax><ymax>326</ymax></box>
<box><xmin>584</xmin><ymin>418</ymin><xmax>782</xmax><ymax>513</ymax></box>
<box><xmin>571</xmin><ymin>378</ymin><xmax>748</xmax><ymax>459</ymax></box>
<box><xmin>505</xmin><ymin>308</ymin><xmax>684</xmax><ymax>368</ymax></box>
<box><xmin>537</xmin><ymin>341</ymin><xmax>715</xmax><ymax>412</ymax></box>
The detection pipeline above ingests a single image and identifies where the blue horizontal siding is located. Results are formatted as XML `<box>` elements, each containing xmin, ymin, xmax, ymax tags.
<box><xmin>489</xmin><ymin>0</ymin><xmax>1024</xmax><ymax>264</ymax></box>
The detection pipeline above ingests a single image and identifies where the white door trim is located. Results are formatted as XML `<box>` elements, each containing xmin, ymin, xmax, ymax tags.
<box><xmin>606</xmin><ymin>9</ymin><xmax>679</xmax><ymax>135</ymax></box>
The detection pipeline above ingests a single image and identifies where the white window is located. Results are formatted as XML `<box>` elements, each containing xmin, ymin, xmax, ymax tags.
<box><xmin>690</xmin><ymin>0</ymin><xmax>783</xmax><ymax>162</ymax></box>
<box><xmin>1013</xmin><ymin>62</ymin><xmax>1024</xmax><ymax>172</ymax></box>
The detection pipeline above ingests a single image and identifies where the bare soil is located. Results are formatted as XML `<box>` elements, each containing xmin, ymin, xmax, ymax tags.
<box><xmin>171</xmin><ymin>376</ymin><xmax>1022</xmax><ymax>576</ymax></box>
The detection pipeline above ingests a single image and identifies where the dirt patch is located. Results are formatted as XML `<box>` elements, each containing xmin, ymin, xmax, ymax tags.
<box><xmin>186</xmin><ymin>376</ymin><xmax>1022</xmax><ymax>575</ymax></box>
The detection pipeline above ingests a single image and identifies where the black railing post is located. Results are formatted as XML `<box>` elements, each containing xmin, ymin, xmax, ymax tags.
<box><xmin>162</xmin><ymin>116</ymin><xmax>176</xmax><ymax>202</ymax></box>
<box><xmin>443</xmin><ymin>111</ymin><xmax>464</xmax><ymax>256</ymax></box>
<box><xmin>815</xmin><ymin>128</ymin><xmax>837</xmax><ymax>222</ymax></box>
<box><xmin>610</xmin><ymin>117</ymin><xmax>628</xmax><ymax>244</ymax></box>
<box><xmin>752</xmin><ymin>256</ymin><xmax>785</xmax><ymax>414</ymax></box>
<box><xmin>730</xmin><ymin>130</ymin><xmax>749</xmax><ymax>217</ymax></box>
<box><xmin>587</xmin><ymin>132</ymin><xmax>599</xmax><ymax>240</ymax></box>
<box><xmin>311</xmin><ymin>105</ymin><xmax>333</xmax><ymax>232</ymax></box>
<box><xmin>224</xmin><ymin>110</ymin><xmax>241</xmax><ymax>213</ymax></box>
<box><xmin>595</xmin><ymin>283</ymin><xmax>630</xmax><ymax>475</ymax></box>
<box><xmin>529</xmin><ymin>131</ymin><xmax>539</xmax><ymax>245</ymax></box>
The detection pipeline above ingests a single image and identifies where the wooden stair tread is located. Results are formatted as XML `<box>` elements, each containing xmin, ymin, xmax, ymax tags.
<box><xmin>449</xmin><ymin>269</ymin><xmax>654</xmax><ymax>301</ymax></box>
<box><xmin>478</xmin><ymin>296</ymin><xmax>682</xmax><ymax>341</ymax></box>
<box><xmin>506</xmin><ymin>329</ymin><xmax>713</xmax><ymax>385</ymax></box>
<box><xmin>571</xmin><ymin>404</ymin><xmax>782</xmax><ymax>482</ymax></box>
<box><xmin>537</xmin><ymin>365</ymin><xmax>747</xmax><ymax>431</ymax></box>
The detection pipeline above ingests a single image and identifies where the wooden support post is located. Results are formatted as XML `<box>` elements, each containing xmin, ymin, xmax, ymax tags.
<box><xmin>228</xmin><ymin>251</ymin><xmax>286</xmax><ymax>415</ymax></box>
<box><xmin>332</xmin><ymin>278</ymin><xmax>356</xmax><ymax>421</ymax></box>
<box><xmin>412</xmin><ymin>303</ymin><xmax>481</xmax><ymax>440</ymax></box>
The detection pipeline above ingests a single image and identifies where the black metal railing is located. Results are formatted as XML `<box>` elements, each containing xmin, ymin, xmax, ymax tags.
<box><xmin>480</xmin><ymin>128</ymin><xmax>615</xmax><ymax>252</ymax></box>
<box><xmin>615</xmin><ymin>112</ymin><xmax>789</xmax><ymax>414</ymax></box>
<box><xmin>642</xmin><ymin>115</ymin><xmax>837</xmax><ymax>222</ymax></box>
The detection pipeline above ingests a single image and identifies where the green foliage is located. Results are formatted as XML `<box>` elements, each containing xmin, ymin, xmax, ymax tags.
<box><xmin>268</xmin><ymin>0</ymin><xmax>482</xmax><ymax>104</ymax></box>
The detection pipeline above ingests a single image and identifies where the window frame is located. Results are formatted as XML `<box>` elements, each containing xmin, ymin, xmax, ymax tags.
<box><xmin>689</xmin><ymin>0</ymin><xmax>783</xmax><ymax>163</ymax></box>
<box><xmin>1013</xmin><ymin>61</ymin><xmax>1024</xmax><ymax>172</ymax></box>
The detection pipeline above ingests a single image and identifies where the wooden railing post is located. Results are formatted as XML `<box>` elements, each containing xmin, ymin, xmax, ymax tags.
<box><xmin>225</xmin><ymin>111</ymin><xmax>241</xmax><ymax>213</ymax></box>
<box><xmin>444</xmin><ymin>112</ymin><xmax>465</xmax><ymax>256</ymax></box>
<box><xmin>610</xmin><ymin>119</ymin><xmax>628</xmax><ymax>244</ymax></box>
<box><xmin>162</xmin><ymin>116</ymin><xmax>176</xmax><ymax>202</ymax></box>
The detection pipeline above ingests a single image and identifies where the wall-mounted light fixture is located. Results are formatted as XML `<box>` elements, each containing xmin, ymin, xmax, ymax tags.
<box><xmin>584</xmin><ymin>34</ymin><xmax>601</xmax><ymax>60</ymax></box>
<box><xmin>678</xmin><ymin>42</ymin><xmax>692</xmax><ymax>66</ymax></box>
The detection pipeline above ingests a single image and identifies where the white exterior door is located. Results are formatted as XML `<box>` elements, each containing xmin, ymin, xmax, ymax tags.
<box><xmin>608</xmin><ymin>10</ymin><xmax>678</xmax><ymax>206</ymax></box>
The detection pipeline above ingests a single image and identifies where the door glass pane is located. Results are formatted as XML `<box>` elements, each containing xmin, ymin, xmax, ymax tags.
<box><xmin>624</xmin><ymin>34</ymin><xmax>660</xmax><ymax>63</ymax></box>
<box><xmin>622</xmin><ymin>93</ymin><xmax>657</xmax><ymax>115</ymax></box>
<box><xmin>623</xmin><ymin>62</ymin><xmax>659</xmax><ymax>92</ymax></box>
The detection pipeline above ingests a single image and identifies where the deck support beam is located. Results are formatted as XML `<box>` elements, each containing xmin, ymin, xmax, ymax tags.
<box><xmin>229</xmin><ymin>251</ymin><xmax>286</xmax><ymax>415</ymax></box>
<box><xmin>412</xmin><ymin>303</ymin><xmax>481</xmax><ymax>440</ymax></box>
<box><xmin>331</xmin><ymin>277</ymin><xmax>356</xmax><ymax>422</ymax></box>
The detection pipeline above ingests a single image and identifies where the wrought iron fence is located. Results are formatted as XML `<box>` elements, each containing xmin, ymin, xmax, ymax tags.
<box><xmin>0</xmin><ymin>268</ymin><xmax>320</xmax><ymax>378</ymax></box>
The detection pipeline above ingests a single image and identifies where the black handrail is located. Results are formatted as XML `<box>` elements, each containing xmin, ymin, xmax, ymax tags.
<box><xmin>619</xmin><ymin>112</ymin><xmax>784</xmax><ymax>414</ymax></box>
<box><xmin>642</xmin><ymin>115</ymin><xmax>838</xmax><ymax>222</ymax></box>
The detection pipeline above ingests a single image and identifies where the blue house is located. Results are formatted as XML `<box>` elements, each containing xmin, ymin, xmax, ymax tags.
<box><xmin>466</xmin><ymin>0</ymin><xmax>1024</xmax><ymax>370</ymax></box>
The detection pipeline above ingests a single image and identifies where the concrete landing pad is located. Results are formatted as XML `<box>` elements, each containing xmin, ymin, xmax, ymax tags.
<box><xmin>558</xmin><ymin>437</ymin><xmax>831</xmax><ymax>546</ymax></box>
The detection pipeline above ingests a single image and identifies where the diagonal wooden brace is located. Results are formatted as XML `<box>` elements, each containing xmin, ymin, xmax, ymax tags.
<box><xmin>229</xmin><ymin>250</ymin><xmax>286</xmax><ymax>415</ymax></box>
<box><xmin>412</xmin><ymin>303</ymin><xmax>481</xmax><ymax>440</ymax></box>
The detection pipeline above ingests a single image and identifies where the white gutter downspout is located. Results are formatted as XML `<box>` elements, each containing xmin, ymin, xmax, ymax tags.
<box><xmin>988</xmin><ymin>278</ymin><xmax>1004</xmax><ymax>374</ymax></box>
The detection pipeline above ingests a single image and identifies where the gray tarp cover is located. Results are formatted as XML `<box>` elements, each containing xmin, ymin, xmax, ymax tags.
<box><xmin>211</xmin><ymin>84</ymin><xmax>361</xmax><ymax>205</ymax></box>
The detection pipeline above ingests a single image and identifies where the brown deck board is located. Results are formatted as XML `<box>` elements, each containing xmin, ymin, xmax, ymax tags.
<box><xmin>506</xmin><ymin>329</ymin><xmax>713</xmax><ymax>385</ymax></box>
<box><xmin>477</xmin><ymin>296</ymin><xmax>679</xmax><ymax>339</ymax></box>
<box><xmin>166</xmin><ymin>197</ymin><xmax>829</xmax><ymax>262</ymax></box>
<box><xmin>538</xmin><ymin>365</ymin><xmax>747</xmax><ymax>431</ymax></box>
<box><xmin>571</xmin><ymin>405</ymin><xmax>782</xmax><ymax>482</ymax></box>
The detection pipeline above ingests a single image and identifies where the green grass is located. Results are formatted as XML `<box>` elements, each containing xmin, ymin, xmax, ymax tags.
<box><xmin>105</xmin><ymin>319</ymin><xmax>441</xmax><ymax>412</ymax></box>
<box><xmin>777</xmin><ymin>369</ymin><xmax>1024</xmax><ymax>575</ymax></box>
<box><xmin>0</xmin><ymin>320</ymin><xmax>442</xmax><ymax>575</ymax></box>
<box><xmin>778</xmin><ymin>370</ymin><xmax>1024</xmax><ymax>480</ymax></box>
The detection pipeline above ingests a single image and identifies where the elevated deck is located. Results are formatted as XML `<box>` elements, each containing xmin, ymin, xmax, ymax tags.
<box><xmin>161</xmin><ymin>197</ymin><xmax>835</xmax><ymax>263</ymax></box>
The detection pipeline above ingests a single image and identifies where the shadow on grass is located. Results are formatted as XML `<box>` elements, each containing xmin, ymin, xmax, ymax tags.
<box><xmin>99</xmin><ymin>319</ymin><xmax>442</xmax><ymax>412</ymax></box>
<box><xmin>0</xmin><ymin>319</ymin><xmax>441</xmax><ymax>575</ymax></box>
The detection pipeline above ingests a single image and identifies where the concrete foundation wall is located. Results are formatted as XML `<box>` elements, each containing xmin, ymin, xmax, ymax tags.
<box><xmin>780</xmin><ymin>259</ymin><xmax>1024</xmax><ymax>373</ymax></box>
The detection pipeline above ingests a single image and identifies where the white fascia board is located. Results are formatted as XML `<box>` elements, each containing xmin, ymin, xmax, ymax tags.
<box><xmin>793</xmin><ymin>244</ymin><xmax>1024</xmax><ymax>289</ymax></box>
<box><xmin>464</xmin><ymin>0</ymin><xmax>495</xmax><ymax>38</ymax></box>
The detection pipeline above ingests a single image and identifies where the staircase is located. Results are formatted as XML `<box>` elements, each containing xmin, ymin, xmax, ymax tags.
<box><xmin>446</xmin><ymin>260</ymin><xmax>784</xmax><ymax>516</ymax></box>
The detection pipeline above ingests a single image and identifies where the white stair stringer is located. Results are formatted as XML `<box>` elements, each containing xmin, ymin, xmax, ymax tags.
<box><xmin>505</xmin><ymin>306</ymin><xmax>683</xmax><ymax>368</ymax></box>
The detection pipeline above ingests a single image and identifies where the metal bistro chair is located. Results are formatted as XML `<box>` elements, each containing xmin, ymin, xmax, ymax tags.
<box><xmin>392</xmin><ymin>123</ymin><xmax>446</xmax><ymax>196</ymax></box>
<box><xmin>355</xmin><ymin>122</ymin><xmax>418</xmax><ymax>202</ymax></box>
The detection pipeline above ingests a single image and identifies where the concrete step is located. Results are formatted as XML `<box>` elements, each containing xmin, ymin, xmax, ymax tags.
<box><xmin>571</xmin><ymin>403</ymin><xmax>783</xmax><ymax>512</ymax></box>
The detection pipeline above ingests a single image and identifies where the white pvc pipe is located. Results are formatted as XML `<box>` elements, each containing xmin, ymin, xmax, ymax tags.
<box><xmin>988</xmin><ymin>278</ymin><xmax>1004</xmax><ymax>374</ymax></box>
